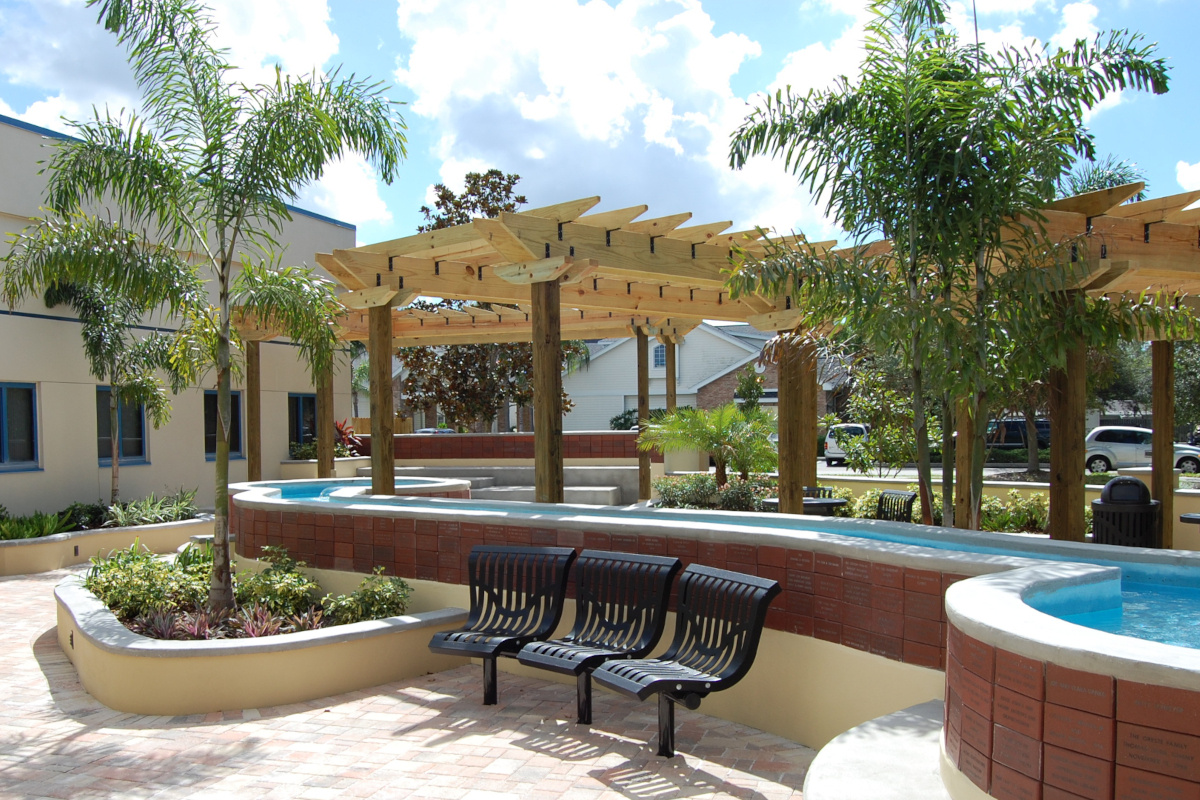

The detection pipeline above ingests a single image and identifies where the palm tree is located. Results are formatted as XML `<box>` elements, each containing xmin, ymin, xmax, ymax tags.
<box><xmin>638</xmin><ymin>404</ymin><xmax>777</xmax><ymax>485</ymax></box>
<box><xmin>1</xmin><ymin>0</ymin><xmax>406</xmax><ymax>612</ymax></box>
<box><xmin>44</xmin><ymin>281</ymin><xmax>190</xmax><ymax>505</ymax></box>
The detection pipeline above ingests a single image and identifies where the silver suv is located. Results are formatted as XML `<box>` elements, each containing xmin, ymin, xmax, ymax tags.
<box><xmin>824</xmin><ymin>423</ymin><xmax>868</xmax><ymax>468</ymax></box>
<box><xmin>1084</xmin><ymin>426</ymin><xmax>1200</xmax><ymax>474</ymax></box>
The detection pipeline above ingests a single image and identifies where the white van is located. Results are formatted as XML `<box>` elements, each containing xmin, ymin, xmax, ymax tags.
<box><xmin>824</xmin><ymin>423</ymin><xmax>868</xmax><ymax>467</ymax></box>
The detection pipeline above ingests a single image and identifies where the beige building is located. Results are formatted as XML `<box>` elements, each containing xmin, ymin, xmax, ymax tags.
<box><xmin>0</xmin><ymin>114</ymin><xmax>354</xmax><ymax>515</ymax></box>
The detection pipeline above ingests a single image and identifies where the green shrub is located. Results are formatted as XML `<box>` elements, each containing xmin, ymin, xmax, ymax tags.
<box><xmin>103</xmin><ymin>489</ymin><xmax>198</xmax><ymax>528</ymax></box>
<box><xmin>322</xmin><ymin>567</ymin><xmax>412</xmax><ymax>625</ymax></box>
<box><xmin>985</xmin><ymin>447</ymin><xmax>1051</xmax><ymax>464</ymax></box>
<box><xmin>716</xmin><ymin>479</ymin><xmax>759</xmax><ymax>511</ymax></box>
<box><xmin>62</xmin><ymin>501</ymin><xmax>107</xmax><ymax>531</ymax></box>
<box><xmin>235</xmin><ymin>546</ymin><xmax>321</xmax><ymax>618</ymax></box>
<box><xmin>653</xmin><ymin>474</ymin><xmax>718</xmax><ymax>508</ymax></box>
<box><xmin>0</xmin><ymin>510</ymin><xmax>74</xmax><ymax>540</ymax></box>
<box><xmin>288</xmin><ymin>442</ymin><xmax>353</xmax><ymax>460</ymax></box>
<box><xmin>84</xmin><ymin>542</ymin><xmax>207</xmax><ymax>620</ymax></box>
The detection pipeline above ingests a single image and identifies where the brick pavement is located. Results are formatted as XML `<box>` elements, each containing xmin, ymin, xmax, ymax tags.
<box><xmin>0</xmin><ymin>568</ymin><xmax>814</xmax><ymax>799</ymax></box>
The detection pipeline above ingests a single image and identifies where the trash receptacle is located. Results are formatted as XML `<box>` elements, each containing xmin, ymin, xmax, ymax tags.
<box><xmin>1091</xmin><ymin>476</ymin><xmax>1161</xmax><ymax>548</ymax></box>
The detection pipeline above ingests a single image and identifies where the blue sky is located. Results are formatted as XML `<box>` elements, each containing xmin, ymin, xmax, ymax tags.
<box><xmin>1</xmin><ymin>0</ymin><xmax>1196</xmax><ymax>251</ymax></box>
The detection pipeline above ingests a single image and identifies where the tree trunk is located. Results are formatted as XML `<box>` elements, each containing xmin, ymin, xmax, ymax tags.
<box><xmin>910</xmin><ymin>354</ymin><xmax>934</xmax><ymax>525</ymax></box>
<box><xmin>109</xmin><ymin>388</ymin><xmax>120</xmax><ymax>506</ymax></box>
<box><xmin>969</xmin><ymin>394</ymin><xmax>988</xmax><ymax>530</ymax></box>
<box><xmin>1023</xmin><ymin>405</ymin><xmax>1040</xmax><ymax>475</ymax></box>
<box><xmin>941</xmin><ymin>394</ymin><xmax>954</xmax><ymax>528</ymax></box>
<box><xmin>209</xmin><ymin>317</ymin><xmax>235</xmax><ymax>613</ymax></box>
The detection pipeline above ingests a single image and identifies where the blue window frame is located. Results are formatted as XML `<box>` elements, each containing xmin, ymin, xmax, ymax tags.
<box><xmin>653</xmin><ymin>344</ymin><xmax>666</xmax><ymax>368</ymax></box>
<box><xmin>288</xmin><ymin>393</ymin><xmax>317</xmax><ymax>445</ymax></box>
<box><xmin>96</xmin><ymin>387</ymin><xmax>147</xmax><ymax>465</ymax></box>
<box><xmin>0</xmin><ymin>383</ymin><xmax>37</xmax><ymax>470</ymax></box>
<box><xmin>205</xmin><ymin>390</ymin><xmax>242</xmax><ymax>459</ymax></box>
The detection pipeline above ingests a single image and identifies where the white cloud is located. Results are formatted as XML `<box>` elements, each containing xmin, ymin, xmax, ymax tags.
<box><xmin>1177</xmin><ymin>161</ymin><xmax>1200</xmax><ymax>191</ymax></box>
<box><xmin>295</xmin><ymin>154</ymin><xmax>393</xmax><ymax>228</ymax></box>
<box><xmin>1050</xmin><ymin>1</ymin><xmax>1099</xmax><ymax>50</ymax></box>
<box><xmin>208</xmin><ymin>0</ymin><xmax>340</xmax><ymax>85</ymax></box>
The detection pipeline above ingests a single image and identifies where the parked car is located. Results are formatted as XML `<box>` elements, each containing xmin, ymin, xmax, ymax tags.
<box><xmin>414</xmin><ymin>428</ymin><xmax>456</xmax><ymax>434</ymax></box>
<box><xmin>825</xmin><ymin>423</ymin><xmax>869</xmax><ymax>467</ymax></box>
<box><xmin>985</xmin><ymin>418</ymin><xmax>1050</xmax><ymax>451</ymax></box>
<box><xmin>1084</xmin><ymin>426</ymin><xmax>1200</xmax><ymax>473</ymax></box>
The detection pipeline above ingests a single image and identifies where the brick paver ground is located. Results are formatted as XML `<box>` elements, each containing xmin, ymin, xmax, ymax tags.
<box><xmin>0</xmin><ymin>568</ymin><xmax>814</xmax><ymax>799</ymax></box>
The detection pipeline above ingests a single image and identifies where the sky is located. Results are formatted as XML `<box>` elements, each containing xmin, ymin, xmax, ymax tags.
<box><xmin>0</xmin><ymin>0</ymin><xmax>1197</xmax><ymax>250</ymax></box>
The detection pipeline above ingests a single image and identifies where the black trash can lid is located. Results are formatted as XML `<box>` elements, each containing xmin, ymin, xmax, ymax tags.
<box><xmin>1100</xmin><ymin>476</ymin><xmax>1152</xmax><ymax>504</ymax></box>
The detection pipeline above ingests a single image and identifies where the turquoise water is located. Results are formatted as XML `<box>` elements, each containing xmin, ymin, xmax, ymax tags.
<box><xmin>263</xmin><ymin>481</ymin><xmax>1200</xmax><ymax>649</ymax></box>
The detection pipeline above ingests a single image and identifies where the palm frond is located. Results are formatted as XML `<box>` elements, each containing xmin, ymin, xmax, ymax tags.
<box><xmin>233</xmin><ymin>263</ymin><xmax>340</xmax><ymax>379</ymax></box>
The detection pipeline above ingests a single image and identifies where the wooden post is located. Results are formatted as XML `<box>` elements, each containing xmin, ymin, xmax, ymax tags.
<box><xmin>954</xmin><ymin>397</ymin><xmax>975</xmax><ymax>529</ymax></box>
<box><xmin>664</xmin><ymin>338</ymin><xmax>677</xmax><ymax>412</ymax></box>
<box><xmin>799</xmin><ymin>338</ymin><xmax>819</xmax><ymax>492</ymax></box>
<box><xmin>369</xmin><ymin>305</ymin><xmax>395</xmax><ymax>495</ymax></box>
<box><xmin>532</xmin><ymin>280</ymin><xmax>564</xmax><ymax>503</ymax></box>
<box><xmin>245</xmin><ymin>340</ymin><xmax>262</xmax><ymax>482</ymax></box>
<box><xmin>777</xmin><ymin>338</ymin><xmax>802</xmax><ymax>514</ymax></box>
<box><xmin>1152</xmin><ymin>340</ymin><xmax>1175</xmax><ymax>548</ymax></box>
<box><xmin>316</xmin><ymin>367</ymin><xmax>334</xmax><ymax>479</ymax></box>
<box><xmin>637</xmin><ymin>327</ymin><xmax>651</xmax><ymax>500</ymax></box>
<box><xmin>1048</xmin><ymin>336</ymin><xmax>1087</xmax><ymax>541</ymax></box>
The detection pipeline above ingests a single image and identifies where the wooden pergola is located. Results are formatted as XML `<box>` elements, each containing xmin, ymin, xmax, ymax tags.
<box><xmin>306</xmin><ymin>197</ymin><xmax>830</xmax><ymax>509</ymax></box>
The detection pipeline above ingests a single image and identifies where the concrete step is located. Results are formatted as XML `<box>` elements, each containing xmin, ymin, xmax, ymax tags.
<box><xmin>803</xmin><ymin>700</ymin><xmax>948</xmax><ymax>800</ymax></box>
<box><xmin>465</xmin><ymin>477</ymin><xmax>497</xmax><ymax>489</ymax></box>
<box><xmin>469</xmin><ymin>485</ymin><xmax>623</xmax><ymax>506</ymax></box>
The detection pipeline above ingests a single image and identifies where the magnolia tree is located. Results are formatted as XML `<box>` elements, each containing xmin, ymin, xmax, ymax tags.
<box><xmin>1</xmin><ymin>0</ymin><xmax>407</xmax><ymax>611</ymax></box>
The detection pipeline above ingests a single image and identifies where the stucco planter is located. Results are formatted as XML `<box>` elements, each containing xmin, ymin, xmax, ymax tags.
<box><xmin>277</xmin><ymin>456</ymin><xmax>372</xmax><ymax>480</ymax></box>
<box><xmin>55</xmin><ymin>576</ymin><xmax>469</xmax><ymax>715</ymax></box>
<box><xmin>0</xmin><ymin>516</ymin><xmax>213</xmax><ymax>577</ymax></box>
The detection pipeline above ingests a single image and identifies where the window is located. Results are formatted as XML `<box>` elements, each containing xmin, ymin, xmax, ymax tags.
<box><xmin>288</xmin><ymin>393</ymin><xmax>317</xmax><ymax>445</ymax></box>
<box><xmin>205</xmin><ymin>390</ymin><xmax>242</xmax><ymax>458</ymax></box>
<box><xmin>0</xmin><ymin>383</ymin><xmax>37</xmax><ymax>469</ymax></box>
<box><xmin>653</xmin><ymin>344</ymin><xmax>666</xmax><ymax>368</ymax></box>
<box><xmin>96</xmin><ymin>388</ymin><xmax>146</xmax><ymax>464</ymax></box>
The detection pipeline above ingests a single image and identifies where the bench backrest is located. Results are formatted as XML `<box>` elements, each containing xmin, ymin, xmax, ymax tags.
<box><xmin>659</xmin><ymin>565</ymin><xmax>781</xmax><ymax>687</ymax></box>
<box><xmin>466</xmin><ymin>545</ymin><xmax>577</xmax><ymax>640</ymax></box>
<box><xmin>802</xmin><ymin>485</ymin><xmax>834</xmax><ymax>499</ymax></box>
<box><xmin>876</xmin><ymin>489</ymin><xmax>917</xmax><ymax>523</ymax></box>
<box><xmin>567</xmin><ymin>550</ymin><xmax>682</xmax><ymax>656</ymax></box>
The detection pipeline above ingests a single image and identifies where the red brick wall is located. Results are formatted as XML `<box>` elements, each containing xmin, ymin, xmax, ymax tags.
<box><xmin>356</xmin><ymin>431</ymin><xmax>662</xmax><ymax>462</ymax></box>
<box><xmin>232</xmin><ymin>502</ymin><xmax>961</xmax><ymax>671</ymax></box>
<box><xmin>944</xmin><ymin>621</ymin><xmax>1200</xmax><ymax>800</ymax></box>
<box><xmin>696</xmin><ymin>363</ymin><xmax>828</xmax><ymax>417</ymax></box>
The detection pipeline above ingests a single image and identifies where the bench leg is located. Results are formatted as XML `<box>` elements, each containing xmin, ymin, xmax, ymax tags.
<box><xmin>483</xmin><ymin>658</ymin><xmax>498</xmax><ymax>705</ymax></box>
<box><xmin>656</xmin><ymin>693</ymin><xmax>675</xmax><ymax>758</ymax></box>
<box><xmin>576</xmin><ymin>672</ymin><xmax>592</xmax><ymax>725</ymax></box>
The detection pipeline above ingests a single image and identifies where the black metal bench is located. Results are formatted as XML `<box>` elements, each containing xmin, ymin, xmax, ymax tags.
<box><xmin>517</xmin><ymin>550</ymin><xmax>682</xmax><ymax>724</ymax></box>
<box><xmin>803</xmin><ymin>485</ymin><xmax>834</xmax><ymax>498</ymax></box>
<box><xmin>428</xmin><ymin>545</ymin><xmax>577</xmax><ymax>705</ymax></box>
<box><xmin>876</xmin><ymin>489</ymin><xmax>917</xmax><ymax>523</ymax></box>
<box><xmin>590</xmin><ymin>564</ymin><xmax>781</xmax><ymax>757</ymax></box>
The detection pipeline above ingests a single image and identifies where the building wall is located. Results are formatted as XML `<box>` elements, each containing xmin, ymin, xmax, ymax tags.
<box><xmin>0</xmin><ymin>116</ymin><xmax>355</xmax><ymax>515</ymax></box>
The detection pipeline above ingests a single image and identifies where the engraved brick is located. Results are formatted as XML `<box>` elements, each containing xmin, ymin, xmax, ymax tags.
<box><xmin>904</xmin><ymin>567</ymin><xmax>941</xmax><ymax>594</ymax></box>
<box><xmin>639</xmin><ymin>535</ymin><xmax>667</xmax><ymax>555</ymax></box>
<box><xmin>958</xmin><ymin>742</ymin><xmax>991</xmax><ymax>791</ymax></box>
<box><xmin>990</xmin><ymin>761</ymin><xmax>1043</xmax><ymax>800</ymax></box>
<box><xmin>557</xmin><ymin>529</ymin><xmax>584</xmax><ymax>549</ymax></box>
<box><xmin>843</xmin><ymin>558</ymin><xmax>872</xmax><ymax>583</ymax></box>
<box><xmin>843</xmin><ymin>626</ymin><xmax>871</xmax><ymax>652</ymax></box>
<box><xmin>946</xmin><ymin>723</ymin><xmax>962</xmax><ymax>765</ymax></box>
<box><xmin>415</xmin><ymin>519</ymin><xmax>437</xmax><ymax>536</ymax></box>
<box><xmin>871</xmin><ymin>585</ymin><xmax>905</xmax><ymax>613</ymax></box>
<box><xmin>949</xmin><ymin>685</ymin><xmax>963</xmax><ymax>732</ymax></box>
<box><xmin>814</xmin><ymin>552</ymin><xmax>843</xmax><ymax>576</ymax></box>
<box><xmin>960</xmin><ymin>634</ymin><xmax>995</xmax><ymax>679</ymax></box>
<box><xmin>531</xmin><ymin>527</ymin><xmax>558</xmax><ymax>546</ymax></box>
<box><xmin>666</xmin><ymin>536</ymin><xmax>696</xmax><ymax>558</ymax></box>
<box><xmin>758</xmin><ymin>545</ymin><xmax>786</xmax><ymax>567</ymax></box>
<box><xmin>843</xmin><ymin>580</ymin><xmax>871</xmax><ymax>607</ymax></box>
<box><xmin>994</xmin><ymin>723</ymin><xmax>1043</xmax><ymax>779</ymax></box>
<box><xmin>871</xmin><ymin>561</ymin><xmax>904</xmax><ymax>589</ymax></box>
<box><xmin>995</xmin><ymin>685</ymin><xmax>1043</xmax><ymax>740</ymax></box>
<box><xmin>787</xmin><ymin>591</ymin><xmax>814</xmax><ymax>616</ymax></box>
<box><xmin>786</xmin><ymin>549</ymin><xmax>813</xmax><ymax>571</ymax></box>
<box><xmin>843</xmin><ymin>603</ymin><xmax>872</xmax><ymax>632</ymax></box>
<box><xmin>870</xmin><ymin>633</ymin><xmax>902</xmax><ymax>661</ymax></box>
<box><xmin>962</xmin><ymin>705</ymin><xmax>994</xmax><ymax>755</ymax></box>
<box><xmin>997</xmin><ymin>649</ymin><xmax>1045</xmax><ymax>701</ymax></box>
<box><xmin>611</xmin><ymin>533</ymin><xmax>638</xmax><ymax>552</ymax></box>
<box><xmin>1046</xmin><ymin>664</ymin><xmax>1114</xmax><ymax>717</ymax></box>
<box><xmin>904</xmin><ymin>615</ymin><xmax>942</xmax><ymax>646</ymax></box>
<box><xmin>727</xmin><ymin>542</ymin><xmax>756</xmax><ymax>565</ymax></box>
<box><xmin>583</xmin><ymin>531</ymin><xmax>611</xmax><ymax>550</ymax></box>
<box><xmin>415</xmin><ymin>532</ymin><xmax>438</xmax><ymax>552</ymax></box>
<box><xmin>905</xmin><ymin>590</ymin><xmax>943</xmax><ymax>621</ymax></box>
<box><xmin>788</xmin><ymin>570</ymin><xmax>815</xmax><ymax>594</ymax></box>
<box><xmin>960</xmin><ymin>663</ymin><xmax>995</xmax><ymax>717</ymax></box>
<box><xmin>1044</xmin><ymin>743</ymin><xmax>1113</xmax><ymax>800</ymax></box>
<box><xmin>871</xmin><ymin>609</ymin><xmax>904</xmax><ymax>638</ymax></box>
<box><xmin>1044</xmin><ymin>702</ymin><xmax>1113</xmax><ymax>760</ymax></box>
<box><xmin>814</xmin><ymin>619</ymin><xmax>841</xmax><ymax>643</ymax></box>
<box><xmin>1115</xmin><ymin>765</ymin><xmax>1200</xmax><ymax>800</ymax></box>
<box><xmin>758</xmin><ymin>565</ymin><xmax>785</xmax><ymax>587</ymax></box>
<box><xmin>1118</xmin><ymin>722</ymin><xmax>1200</xmax><ymax>782</ymax></box>
<box><xmin>814</xmin><ymin>597</ymin><xmax>842</xmax><ymax>623</ymax></box>
<box><xmin>1118</xmin><ymin>681</ymin><xmax>1200</xmax><ymax>738</ymax></box>
<box><xmin>1043</xmin><ymin>786</ymin><xmax>1090</xmax><ymax>800</ymax></box>
<box><xmin>903</xmin><ymin>640</ymin><xmax>941</xmax><ymax>669</ymax></box>
<box><xmin>814</xmin><ymin>574</ymin><xmax>843</xmax><ymax>599</ymax></box>
<box><xmin>439</xmin><ymin>521</ymin><xmax>460</xmax><ymax>538</ymax></box>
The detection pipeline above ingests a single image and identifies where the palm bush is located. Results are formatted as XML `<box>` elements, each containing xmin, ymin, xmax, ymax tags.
<box><xmin>638</xmin><ymin>404</ymin><xmax>776</xmax><ymax>484</ymax></box>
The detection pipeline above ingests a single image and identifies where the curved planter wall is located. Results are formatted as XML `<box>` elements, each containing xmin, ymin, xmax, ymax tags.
<box><xmin>943</xmin><ymin>564</ymin><xmax>1200</xmax><ymax>800</ymax></box>
<box><xmin>0</xmin><ymin>517</ymin><xmax>212</xmax><ymax>576</ymax></box>
<box><xmin>55</xmin><ymin>577</ymin><xmax>469</xmax><ymax>715</ymax></box>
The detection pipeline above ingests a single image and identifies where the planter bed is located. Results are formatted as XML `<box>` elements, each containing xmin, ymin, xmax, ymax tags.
<box><xmin>0</xmin><ymin>517</ymin><xmax>213</xmax><ymax>577</ymax></box>
<box><xmin>55</xmin><ymin>576</ymin><xmax>468</xmax><ymax>715</ymax></box>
